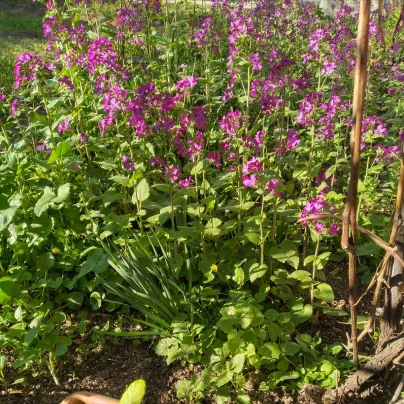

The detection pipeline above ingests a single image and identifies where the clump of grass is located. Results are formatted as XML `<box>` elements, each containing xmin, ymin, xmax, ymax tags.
<box><xmin>0</xmin><ymin>56</ymin><xmax>14</xmax><ymax>92</ymax></box>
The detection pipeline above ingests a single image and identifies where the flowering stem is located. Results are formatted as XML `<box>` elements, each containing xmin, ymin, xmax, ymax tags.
<box><xmin>260</xmin><ymin>193</ymin><xmax>265</xmax><ymax>266</ymax></box>
<box><xmin>311</xmin><ymin>236</ymin><xmax>321</xmax><ymax>304</ymax></box>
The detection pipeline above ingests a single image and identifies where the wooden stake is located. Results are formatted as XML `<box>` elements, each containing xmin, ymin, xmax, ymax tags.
<box><xmin>341</xmin><ymin>0</ymin><xmax>372</xmax><ymax>370</ymax></box>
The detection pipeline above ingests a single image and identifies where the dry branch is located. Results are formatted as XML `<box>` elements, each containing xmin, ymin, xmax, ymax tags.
<box><xmin>321</xmin><ymin>332</ymin><xmax>404</xmax><ymax>403</ymax></box>
<box><xmin>342</xmin><ymin>0</ymin><xmax>372</xmax><ymax>369</ymax></box>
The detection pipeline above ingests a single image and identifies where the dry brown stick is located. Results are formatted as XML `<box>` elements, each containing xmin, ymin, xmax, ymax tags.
<box><xmin>360</xmin><ymin>156</ymin><xmax>404</xmax><ymax>341</ymax></box>
<box><xmin>341</xmin><ymin>0</ymin><xmax>372</xmax><ymax>370</ymax></box>
<box><xmin>298</xmin><ymin>214</ymin><xmax>404</xmax><ymax>267</ymax></box>
<box><xmin>354</xmin><ymin>257</ymin><xmax>385</xmax><ymax>307</ymax></box>
<box><xmin>389</xmin><ymin>374</ymin><xmax>404</xmax><ymax>404</ymax></box>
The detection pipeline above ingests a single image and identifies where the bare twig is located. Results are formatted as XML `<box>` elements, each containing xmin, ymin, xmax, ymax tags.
<box><xmin>389</xmin><ymin>374</ymin><xmax>404</xmax><ymax>404</ymax></box>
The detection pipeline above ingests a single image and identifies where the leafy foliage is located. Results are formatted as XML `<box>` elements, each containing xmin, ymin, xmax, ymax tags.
<box><xmin>0</xmin><ymin>0</ymin><xmax>403</xmax><ymax>401</ymax></box>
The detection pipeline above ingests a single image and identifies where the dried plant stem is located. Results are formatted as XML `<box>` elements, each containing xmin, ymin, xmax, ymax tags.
<box><xmin>340</xmin><ymin>0</ymin><xmax>371</xmax><ymax>369</ymax></box>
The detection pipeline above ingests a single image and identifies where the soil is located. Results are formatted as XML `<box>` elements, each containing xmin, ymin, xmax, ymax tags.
<box><xmin>0</xmin><ymin>337</ymin><xmax>297</xmax><ymax>404</ymax></box>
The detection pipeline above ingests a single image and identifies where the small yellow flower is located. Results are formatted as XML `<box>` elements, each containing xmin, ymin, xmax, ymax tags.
<box><xmin>52</xmin><ymin>248</ymin><xmax>60</xmax><ymax>255</ymax></box>
<box><xmin>210</xmin><ymin>264</ymin><xmax>218</xmax><ymax>272</ymax></box>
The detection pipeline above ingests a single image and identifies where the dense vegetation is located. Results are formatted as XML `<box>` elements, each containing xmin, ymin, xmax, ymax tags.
<box><xmin>0</xmin><ymin>0</ymin><xmax>403</xmax><ymax>402</ymax></box>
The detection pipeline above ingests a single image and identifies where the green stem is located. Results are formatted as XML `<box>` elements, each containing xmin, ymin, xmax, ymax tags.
<box><xmin>311</xmin><ymin>236</ymin><xmax>321</xmax><ymax>304</ymax></box>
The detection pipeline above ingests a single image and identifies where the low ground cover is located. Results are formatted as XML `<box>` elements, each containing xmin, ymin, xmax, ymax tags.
<box><xmin>0</xmin><ymin>0</ymin><xmax>403</xmax><ymax>402</ymax></box>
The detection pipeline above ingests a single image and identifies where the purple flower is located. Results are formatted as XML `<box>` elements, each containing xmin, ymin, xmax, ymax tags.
<box><xmin>80</xmin><ymin>134</ymin><xmax>88</xmax><ymax>143</ymax></box>
<box><xmin>242</xmin><ymin>174</ymin><xmax>258</xmax><ymax>188</ymax></box>
<box><xmin>321</xmin><ymin>60</ymin><xmax>338</xmax><ymax>76</ymax></box>
<box><xmin>71</xmin><ymin>163</ymin><xmax>79</xmax><ymax>170</ymax></box>
<box><xmin>328</xmin><ymin>222</ymin><xmax>340</xmax><ymax>236</ymax></box>
<box><xmin>242</xmin><ymin>157</ymin><xmax>262</xmax><ymax>174</ymax></box>
<box><xmin>207</xmin><ymin>152</ymin><xmax>222</xmax><ymax>168</ymax></box>
<box><xmin>175</xmin><ymin>76</ymin><xmax>197</xmax><ymax>93</ymax></box>
<box><xmin>122</xmin><ymin>155</ymin><xmax>135</xmax><ymax>171</ymax></box>
<box><xmin>10</xmin><ymin>99</ymin><xmax>18</xmax><ymax>116</ymax></box>
<box><xmin>178</xmin><ymin>176</ymin><xmax>193</xmax><ymax>188</ymax></box>
<box><xmin>58</xmin><ymin>117</ymin><xmax>71</xmax><ymax>133</ymax></box>
<box><xmin>164</xmin><ymin>165</ymin><xmax>181</xmax><ymax>182</ymax></box>
<box><xmin>248</xmin><ymin>52</ymin><xmax>262</xmax><ymax>71</ymax></box>
<box><xmin>219</xmin><ymin>110</ymin><xmax>243</xmax><ymax>136</ymax></box>
<box><xmin>34</xmin><ymin>140</ymin><xmax>46</xmax><ymax>152</ymax></box>
<box><xmin>315</xmin><ymin>222</ymin><xmax>325</xmax><ymax>233</ymax></box>
<box><xmin>149</xmin><ymin>156</ymin><xmax>164</xmax><ymax>168</ymax></box>
<box><xmin>267</xmin><ymin>179</ymin><xmax>280</xmax><ymax>195</ymax></box>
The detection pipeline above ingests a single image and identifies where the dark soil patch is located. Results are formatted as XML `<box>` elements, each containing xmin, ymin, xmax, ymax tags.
<box><xmin>1</xmin><ymin>340</ymin><xmax>180</xmax><ymax>404</ymax></box>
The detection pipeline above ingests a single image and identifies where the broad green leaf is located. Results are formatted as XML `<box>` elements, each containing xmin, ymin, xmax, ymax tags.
<box><xmin>291</xmin><ymin>304</ymin><xmax>313</xmax><ymax>324</ymax></box>
<box><xmin>259</xmin><ymin>342</ymin><xmax>280</xmax><ymax>359</ymax></box>
<box><xmin>214</xmin><ymin>386</ymin><xmax>231</xmax><ymax>404</ymax></box>
<box><xmin>245</xmin><ymin>232</ymin><xmax>260</xmax><ymax>245</ymax></box>
<box><xmin>48</xmin><ymin>141</ymin><xmax>72</xmax><ymax>163</ymax></box>
<box><xmin>249</xmin><ymin>263</ymin><xmax>267</xmax><ymax>283</ymax></box>
<box><xmin>289</xmin><ymin>270</ymin><xmax>312</xmax><ymax>282</ymax></box>
<box><xmin>133</xmin><ymin>178</ymin><xmax>150</xmax><ymax>203</ymax></box>
<box><xmin>215</xmin><ymin>370</ymin><xmax>233</xmax><ymax>387</ymax></box>
<box><xmin>357</xmin><ymin>243</ymin><xmax>381</xmax><ymax>256</ymax></box>
<box><xmin>54</xmin><ymin>183</ymin><xmax>71</xmax><ymax>203</ymax></box>
<box><xmin>313</xmin><ymin>283</ymin><xmax>334</xmax><ymax>302</ymax></box>
<box><xmin>233</xmin><ymin>267</ymin><xmax>245</xmax><ymax>285</ymax></box>
<box><xmin>36</xmin><ymin>253</ymin><xmax>55</xmax><ymax>271</ymax></box>
<box><xmin>111</xmin><ymin>175</ymin><xmax>130</xmax><ymax>186</ymax></box>
<box><xmin>120</xmin><ymin>379</ymin><xmax>146</xmax><ymax>404</ymax></box>
<box><xmin>237</xmin><ymin>393</ymin><xmax>251</xmax><ymax>404</ymax></box>
<box><xmin>34</xmin><ymin>187</ymin><xmax>56</xmax><ymax>217</ymax></box>
<box><xmin>281</xmin><ymin>342</ymin><xmax>301</xmax><ymax>356</ymax></box>
<box><xmin>230</xmin><ymin>353</ymin><xmax>245</xmax><ymax>373</ymax></box>
<box><xmin>0</xmin><ymin>206</ymin><xmax>18</xmax><ymax>232</ymax></box>
<box><xmin>66</xmin><ymin>292</ymin><xmax>84</xmax><ymax>307</ymax></box>
<box><xmin>0</xmin><ymin>277</ymin><xmax>21</xmax><ymax>304</ymax></box>
<box><xmin>53</xmin><ymin>344</ymin><xmax>68</xmax><ymax>357</ymax></box>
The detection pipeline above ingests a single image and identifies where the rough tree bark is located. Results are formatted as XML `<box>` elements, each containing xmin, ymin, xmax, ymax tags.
<box><xmin>378</xmin><ymin>155</ymin><xmax>404</xmax><ymax>350</ymax></box>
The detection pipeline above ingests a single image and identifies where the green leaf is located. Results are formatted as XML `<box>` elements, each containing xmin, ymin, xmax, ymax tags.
<box><xmin>249</xmin><ymin>263</ymin><xmax>268</xmax><ymax>283</ymax></box>
<box><xmin>291</xmin><ymin>304</ymin><xmax>313</xmax><ymax>324</ymax></box>
<box><xmin>245</xmin><ymin>232</ymin><xmax>260</xmax><ymax>245</ymax></box>
<box><xmin>133</xmin><ymin>178</ymin><xmax>150</xmax><ymax>204</ymax></box>
<box><xmin>231</xmin><ymin>354</ymin><xmax>245</xmax><ymax>373</ymax></box>
<box><xmin>259</xmin><ymin>342</ymin><xmax>280</xmax><ymax>359</ymax></box>
<box><xmin>53</xmin><ymin>344</ymin><xmax>68</xmax><ymax>358</ymax></box>
<box><xmin>281</xmin><ymin>342</ymin><xmax>301</xmax><ymax>356</ymax></box>
<box><xmin>36</xmin><ymin>253</ymin><xmax>55</xmax><ymax>271</ymax></box>
<box><xmin>0</xmin><ymin>355</ymin><xmax>7</xmax><ymax>369</ymax></box>
<box><xmin>313</xmin><ymin>283</ymin><xmax>334</xmax><ymax>302</ymax></box>
<box><xmin>66</xmin><ymin>292</ymin><xmax>84</xmax><ymax>307</ymax></box>
<box><xmin>356</xmin><ymin>243</ymin><xmax>381</xmax><ymax>256</ymax></box>
<box><xmin>34</xmin><ymin>187</ymin><xmax>56</xmax><ymax>217</ymax></box>
<box><xmin>233</xmin><ymin>267</ymin><xmax>245</xmax><ymax>285</ymax></box>
<box><xmin>0</xmin><ymin>277</ymin><xmax>21</xmax><ymax>304</ymax></box>
<box><xmin>214</xmin><ymin>386</ymin><xmax>231</xmax><ymax>404</ymax></box>
<box><xmin>48</xmin><ymin>141</ymin><xmax>72</xmax><ymax>164</ymax></box>
<box><xmin>216</xmin><ymin>370</ymin><xmax>233</xmax><ymax>387</ymax></box>
<box><xmin>237</xmin><ymin>393</ymin><xmax>251</xmax><ymax>404</ymax></box>
<box><xmin>90</xmin><ymin>292</ymin><xmax>102</xmax><ymax>310</ymax></box>
<box><xmin>120</xmin><ymin>379</ymin><xmax>146</xmax><ymax>404</ymax></box>
<box><xmin>111</xmin><ymin>175</ymin><xmax>130</xmax><ymax>186</ymax></box>
<box><xmin>54</xmin><ymin>183</ymin><xmax>71</xmax><ymax>203</ymax></box>
<box><xmin>0</xmin><ymin>206</ymin><xmax>18</xmax><ymax>232</ymax></box>
<box><xmin>289</xmin><ymin>270</ymin><xmax>312</xmax><ymax>282</ymax></box>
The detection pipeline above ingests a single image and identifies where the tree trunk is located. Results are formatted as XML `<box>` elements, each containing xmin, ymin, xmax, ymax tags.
<box><xmin>378</xmin><ymin>158</ymin><xmax>404</xmax><ymax>349</ymax></box>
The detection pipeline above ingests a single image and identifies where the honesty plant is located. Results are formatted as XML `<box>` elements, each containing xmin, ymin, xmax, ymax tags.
<box><xmin>0</xmin><ymin>0</ymin><xmax>403</xmax><ymax>400</ymax></box>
